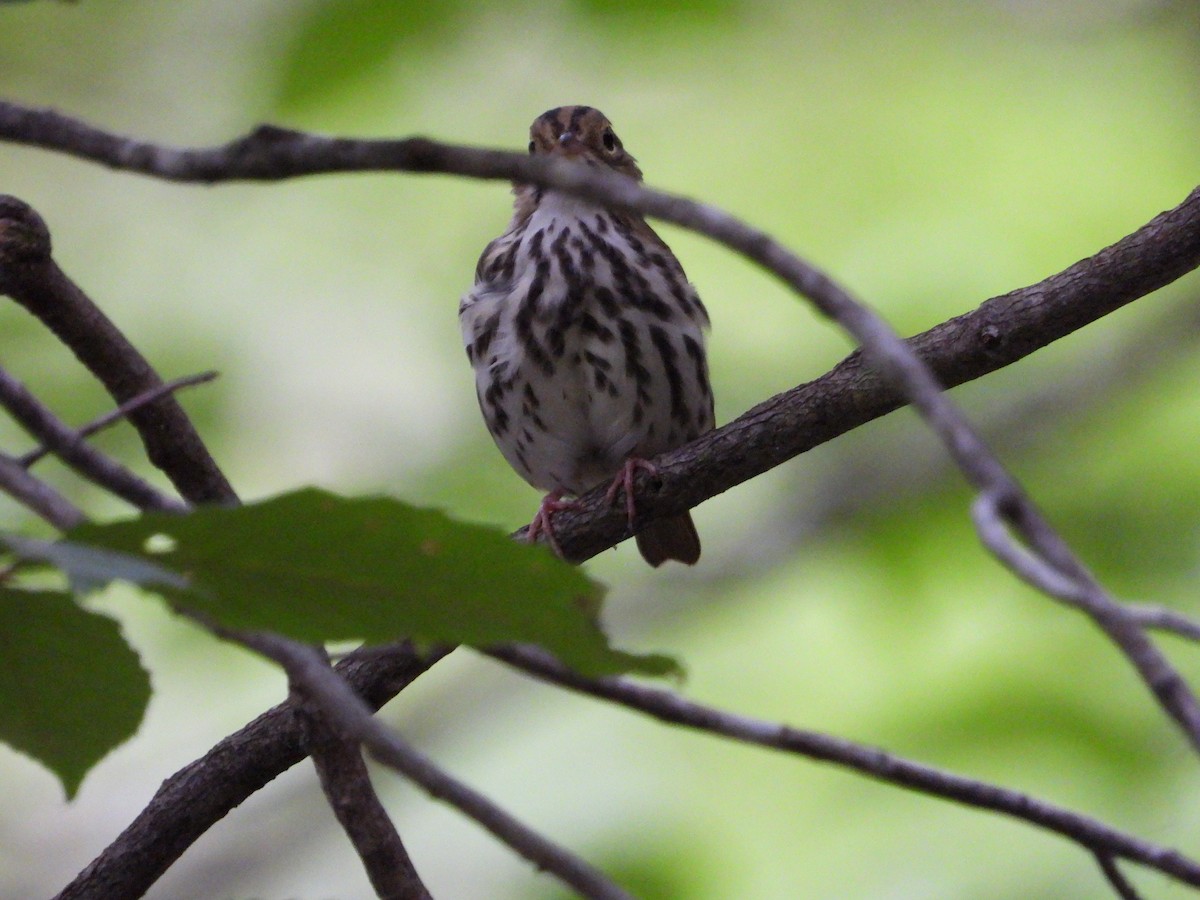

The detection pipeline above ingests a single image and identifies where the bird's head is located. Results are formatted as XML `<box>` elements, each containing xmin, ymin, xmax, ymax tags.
<box><xmin>528</xmin><ymin>105</ymin><xmax>643</xmax><ymax>181</ymax></box>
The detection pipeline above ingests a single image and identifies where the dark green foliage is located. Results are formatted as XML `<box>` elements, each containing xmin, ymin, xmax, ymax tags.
<box><xmin>0</xmin><ymin>488</ymin><xmax>677</xmax><ymax>797</ymax></box>
<box><xmin>0</xmin><ymin>588</ymin><xmax>150</xmax><ymax>799</ymax></box>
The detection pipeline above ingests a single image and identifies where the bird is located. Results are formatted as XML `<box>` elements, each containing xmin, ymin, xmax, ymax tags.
<box><xmin>459</xmin><ymin>105</ymin><xmax>714</xmax><ymax>566</ymax></box>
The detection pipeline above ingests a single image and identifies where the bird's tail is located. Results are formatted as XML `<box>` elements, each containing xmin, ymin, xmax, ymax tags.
<box><xmin>636</xmin><ymin>512</ymin><xmax>701</xmax><ymax>567</ymax></box>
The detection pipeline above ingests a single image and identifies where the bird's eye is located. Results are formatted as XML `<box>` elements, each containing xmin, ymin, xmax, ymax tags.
<box><xmin>528</xmin><ymin>140</ymin><xmax>536</xmax><ymax>154</ymax></box>
<box><xmin>601</xmin><ymin>128</ymin><xmax>618</xmax><ymax>153</ymax></box>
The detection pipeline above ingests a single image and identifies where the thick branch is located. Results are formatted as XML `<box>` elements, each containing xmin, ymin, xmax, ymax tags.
<box><xmin>526</xmin><ymin>185</ymin><xmax>1200</xmax><ymax>561</ymax></box>
<box><xmin>0</xmin><ymin>195</ymin><xmax>237</xmax><ymax>506</ymax></box>
<box><xmin>763</xmin><ymin>298</ymin><xmax>1200</xmax><ymax>575</ymax></box>
<box><xmin>491</xmin><ymin>645</ymin><xmax>1200</xmax><ymax>892</ymax></box>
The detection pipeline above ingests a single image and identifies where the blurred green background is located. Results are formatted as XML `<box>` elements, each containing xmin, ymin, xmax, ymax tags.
<box><xmin>3</xmin><ymin>1</ymin><xmax>1200</xmax><ymax>897</ymax></box>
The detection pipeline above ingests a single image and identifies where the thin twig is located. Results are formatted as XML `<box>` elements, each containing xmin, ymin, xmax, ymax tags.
<box><xmin>209</xmin><ymin>629</ymin><xmax>633</xmax><ymax>900</ymax></box>
<box><xmin>1095</xmin><ymin>852</ymin><xmax>1145</xmax><ymax>900</ymax></box>
<box><xmin>0</xmin><ymin>365</ymin><xmax>188</xmax><ymax>513</ymax></box>
<box><xmin>972</xmin><ymin>491</ymin><xmax>1200</xmax><ymax>750</ymax></box>
<box><xmin>1126</xmin><ymin>605</ymin><xmax>1200</xmax><ymax>643</ymax></box>
<box><xmin>19</xmin><ymin>370</ymin><xmax>217</xmax><ymax>468</ymax></box>
<box><xmin>972</xmin><ymin>491</ymin><xmax>1085</xmax><ymax>600</ymax></box>
<box><xmin>0</xmin><ymin>451</ymin><xmax>85</xmax><ymax>530</ymax></box>
<box><xmin>490</xmin><ymin>644</ymin><xmax>1200</xmax><ymax>891</ymax></box>
<box><xmin>973</xmin><ymin>486</ymin><xmax>1200</xmax><ymax>648</ymax></box>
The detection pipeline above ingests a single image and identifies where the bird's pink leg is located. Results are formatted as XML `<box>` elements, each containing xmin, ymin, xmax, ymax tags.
<box><xmin>604</xmin><ymin>457</ymin><xmax>659</xmax><ymax>528</ymax></box>
<box><xmin>526</xmin><ymin>490</ymin><xmax>580</xmax><ymax>557</ymax></box>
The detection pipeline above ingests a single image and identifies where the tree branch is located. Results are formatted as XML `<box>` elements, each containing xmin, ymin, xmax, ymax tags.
<box><xmin>0</xmin><ymin>450</ymin><xmax>85</xmax><ymax>530</ymax></box>
<box><xmin>293</xmin><ymin>648</ymin><xmax>432</xmax><ymax>900</ymax></box>
<box><xmin>490</xmin><ymin>644</ymin><xmax>1200</xmax><ymax>894</ymax></box>
<box><xmin>768</xmin><ymin>297</ymin><xmax>1200</xmax><ymax>569</ymax></box>
<box><xmin>212</xmin><ymin>631</ymin><xmax>633</xmax><ymax>900</ymax></box>
<box><xmin>0</xmin><ymin>365</ymin><xmax>188</xmax><ymax>513</ymax></box>
<box><xmin>0</xmin><ymin>194</ymin><xmax>237</xmax><ymax>506</ymax></box>
<box><xmin>972</xmin><ymin>490</ymin><xmax>1200</xmax><ymax>749</ymax></box>
<box><xmin>55</xmin><ymin>642</ymin><xmax>449</xmax><ymax>900</ymax></box>
<box><xmin>1095</xmin><ymin>852</ymin><xmax>1144</xmax><ymax>900</ymax></box>
<box><xmin>8</xmin><ymin>102</ymin><xmax>1200</xmax><ymax>894</ymax></box>
<box><xmin>1126</xmin><ymin>604</ymin><xmax>1200</xmax><ymax>643</ymax></box>
<box><xmin>18</xmin><ymin>370</ymin><xmax>217</xmax><ymax>468</ymax></box>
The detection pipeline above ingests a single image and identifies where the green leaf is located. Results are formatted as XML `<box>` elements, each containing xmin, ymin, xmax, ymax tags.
<box><xmin>0</xmin><ymin>588</ymin><xmax>150</xmax><ymax>799</ymax></box>
<box><xmin>67</xmin><ymin>488</ymin><xmax>676</xmax><ymax>678</ymax></box>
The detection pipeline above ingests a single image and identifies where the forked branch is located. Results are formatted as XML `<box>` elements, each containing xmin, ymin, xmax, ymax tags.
<box><xmin>204</xmin><ymin>627</ymin><xmax>634</xmax><ymax>900</ymax></box>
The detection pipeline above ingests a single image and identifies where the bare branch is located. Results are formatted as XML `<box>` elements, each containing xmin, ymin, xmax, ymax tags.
<box><xmin>19</xmin><ymin>370</ymin><xmax>217</xmax><ymax>468</ymax></box>
<box><xmin>972</xmin><ymin>491</ymin><xmax>1200</xmax><ymax>750</ymax></box>
<box><xmin>760</xmin><ymin>298</ymin><xmax>1200</xmax><ymax>575</ymax></box>
<box><xmin>490</xmin><ymin>644</ymin><xmax>1200</xmax><ymax>892</ymax></box>
<box><xmin>1095</xmin><ymin>852</ymin><xmax>1144</xmax><ymax>900</ymax></box>
<box><xmin>972</xmin><ymin>491</ymin><xmax>1085</xmax><ymax>600</ymax></box>
<box><xmin>0</xmin><ymin>195</ymin><xmax>237</xmax><ymax>506</ymax></box>
<box><xmin>1126</xmin><ymin>604</ymin><xmax>1200</xmax><ymax>643</ymax></box>
<box><xmin>213</xmin><ymin>631</ymin><xmax>633</xmax><ymax>900</ymax></box>
<box><xmin>294</xmin><ymin>648</ymin><xmax>432</xmax><ymax>900</ymax></box>
<box><xmin>0</xmin><ymin>365</ymin><xmax>188</xmax><ymax>513</ymax></box>
<box><xmin>0</xmin><ymin>450</ymin><xmax>85</xmax><ymax>530</ymax></box>
<box><xmin>55</xmin><ymin>642</ymin><xmax>448</xmax><ymax>900</ymax></box>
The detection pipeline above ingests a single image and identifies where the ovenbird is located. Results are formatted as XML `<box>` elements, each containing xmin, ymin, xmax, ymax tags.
<box><xmin>460</xmin><ymin>106</ymin><xmax>714</xmax><ymax>565</ymax></box>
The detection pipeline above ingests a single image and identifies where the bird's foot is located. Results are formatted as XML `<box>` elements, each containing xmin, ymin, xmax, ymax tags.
<box><xmin>526</xmin><ymin>490</ymin><xmax>580</xmax><ymax>557</ymax></box>
<box><xmin>604</xmin><ymin>457</ymin><xmax>659</xmax><ymax>528</ymax></box>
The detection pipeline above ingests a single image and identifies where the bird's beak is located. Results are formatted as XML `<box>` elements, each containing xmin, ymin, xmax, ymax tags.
<box><xmin>553</xmin><ymin>131</ymin><xmax>584</xmax><ymax>157</ymax></box>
